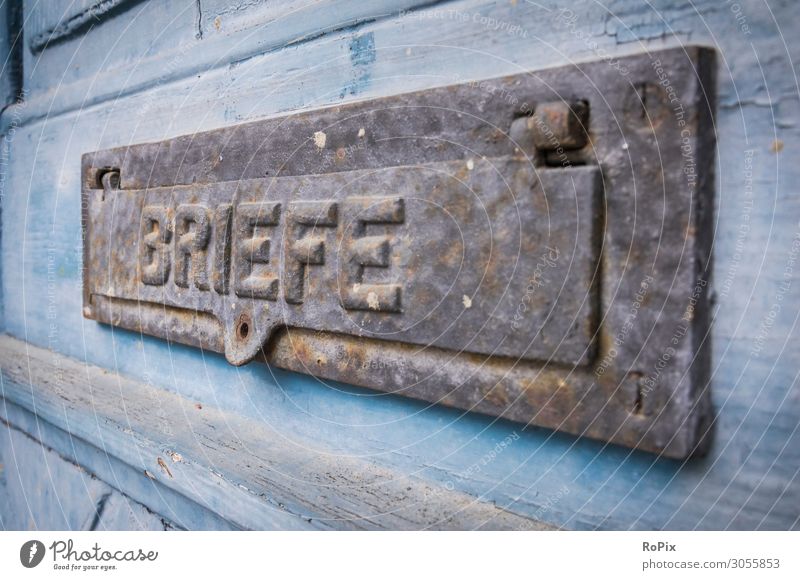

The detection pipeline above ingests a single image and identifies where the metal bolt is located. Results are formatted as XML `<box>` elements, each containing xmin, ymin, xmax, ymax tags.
<box><xmin>529</xmin><ymin>101</ymin><xmax>589</xmax><ymax>151</ymax></box>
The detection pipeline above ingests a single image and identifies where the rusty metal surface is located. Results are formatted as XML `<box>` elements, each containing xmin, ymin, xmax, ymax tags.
<box><xmin>82</xmin><ymin>46</ymin><xmax>716</xmax><ymax>458</ymax></box>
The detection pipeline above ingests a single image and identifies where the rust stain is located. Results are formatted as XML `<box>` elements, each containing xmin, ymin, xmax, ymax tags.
<box><xmin>157</xmin><ymin>457</ymin><xmax>174</xmax><ymax>478</ymax></box>
<box><xmin>770</xmin><ymin>139</ymin><xmax>784</xmax><ymax>153</ymax></box>
<box><xmin>484</xmin><ymin>383</ymin><xmax>511</xmax><ymax>408</ymax></box>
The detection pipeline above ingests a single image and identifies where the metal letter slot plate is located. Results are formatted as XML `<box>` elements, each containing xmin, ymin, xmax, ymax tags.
<box><xmin>83</xmin><ymin>47</ymin><xmax>715</xmax><ymax>458</ymax></box>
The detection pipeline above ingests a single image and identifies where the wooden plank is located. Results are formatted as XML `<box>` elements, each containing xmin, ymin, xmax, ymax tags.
<box><xmin>0</xmin><ymin>334</ymin><xmax>553</xmax><ymax>530</ymax></box>
<box><xmin>1</xmin><ymin>399</ymin><xmax>239</xmax><ymax>530</ymax></box>
<box><xmin>0</xmin><ymin>418</ymin><xmax>170</xmax><ymax>530</ymax></box>
<box><xmin>0</xmin><ymin>0</ymin><xmax>22</xmax><ymax>109</ymax></box>
<box><xmin>0</xmin><ymin>418</ymin><xmax>110</xmax><ymax>530</ymax></box>
<box><xmin>6</xmin><ymin>0</ymin><xmax>798</xmax><ymax>131</ymax></box>
<box><xmin>26</xmin><ymin>0</ymin><xmax>146</xmax><ymax>54</ymax></box>
<box><xmin>20</xmin><ymin>1</ymin><xmax>198</xmax><ymax>100</ymax></box>
<box><xmin>13</xmin><ymin>0</ymin><xmax>437</xmax><ymax>124</ymax></box>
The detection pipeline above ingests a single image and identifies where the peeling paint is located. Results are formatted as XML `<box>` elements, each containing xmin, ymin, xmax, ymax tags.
<box><xmin>157</xmin><ymin>457</ymin><xmax>173</xmax><ymax>478</ymax></box>
<box><xmin>366</xmin><ymin>291</ymin><xmax>380</xmax><ymax>310</ymax></box>
<box><xmin>341</xmin><ymin>32</ymin><xmax>376</xmax><ymax>98</ymax></box>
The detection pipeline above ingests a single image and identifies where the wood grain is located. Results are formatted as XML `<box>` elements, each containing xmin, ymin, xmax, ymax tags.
<box><xmin>0</xmin><ymin>334</ymin><xmax>552</xmax><ymax>530</ymax></box>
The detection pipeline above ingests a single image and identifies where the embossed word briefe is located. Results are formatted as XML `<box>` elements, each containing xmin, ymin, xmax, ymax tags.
<box><xmin>139</xmin><ymin>197</ymin><xmax>404</xmax><ymax>311</ymax></box>
<box><xmin>83</xmin><ymin>47</ymin><xmax>716</xmax><ymax>458</ymax></box>
<box><xmin>86</xmin><ymin>159</ymin><xmax>600</xmax><ymax>368</ymax></box>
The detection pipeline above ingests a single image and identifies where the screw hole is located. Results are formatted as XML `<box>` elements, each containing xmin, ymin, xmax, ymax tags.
<box><xmin>236</xmin><ymin>316</ymin><xmax>251</xmax><ymax>341</ymax></box>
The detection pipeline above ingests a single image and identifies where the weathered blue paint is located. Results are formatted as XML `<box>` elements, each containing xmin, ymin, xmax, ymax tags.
<box><xmin>0</xmin><ymin>410</ymin><xmax>178</xmax><ymax>530</ymax></box>
<box><xmin>343</xmin><ymin>32</ymin><xmax>376</xmax><ymax>97</ymax></box>
<box><xmin>1</xmin><ymin>0</ymin><xmax>799</xmax><ymax>530</ymax></box>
